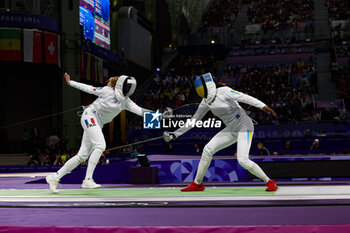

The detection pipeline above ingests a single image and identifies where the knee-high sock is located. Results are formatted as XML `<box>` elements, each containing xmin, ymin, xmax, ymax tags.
<box><xmin>194</xmin><ymin>157</ymin><xmax>212</xmax><ymax>184</ymax></box>
<box><xmin>85</xmin><ymin>148</ymin><xmax>104</xmax><ymax>180</ymax></box>
<box><xmin>56</xmin><ymin>156</ymin><xmax>83</xmax><ymax>180</ymax></box>
<box><xmin>194</xmin><ymin>129</ymin><xmax>236</xmax><ymax>184</ymax></box>
<box><xmin>249</xmin><ymin>162</ymin><xmax>269</xmax><ymax>183</ymax></box>
<box><xmin>238</xmin><ymin>158</ymin><xmax>269</xmax><ymax>183</ymax></box>
<box><xmin>237</xmin><ymin>130</ymin><xmax>269</xmax><ymax>183</ymax></box>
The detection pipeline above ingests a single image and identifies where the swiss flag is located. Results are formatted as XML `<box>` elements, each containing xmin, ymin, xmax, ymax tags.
<box><xmin>44</xmin><ymin>32</ymin><xmax>58</xmax><ymax>65</ymax></box>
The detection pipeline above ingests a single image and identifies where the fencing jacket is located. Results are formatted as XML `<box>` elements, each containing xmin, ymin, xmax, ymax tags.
<box><xmin>70</xmin><ymin>81</ymin><xmax>146</xmax><ymax>126</ymax></box>
<box><xmin>174</xmin><ymin>86</ymin><xmax>266</xmax><ymax>137</ymax></box>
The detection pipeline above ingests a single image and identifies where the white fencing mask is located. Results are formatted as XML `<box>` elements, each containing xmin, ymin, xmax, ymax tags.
<box><xmin>115</xmin><ymin>75</ymin><xmax>137</xmax><ymax>102</ymax></box>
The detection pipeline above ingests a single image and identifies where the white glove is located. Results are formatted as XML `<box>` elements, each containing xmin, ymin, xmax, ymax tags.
<box><xmin>163</xmin><ymin>131</ymin><xmax>176</xmax><ymax>142</ymax></box>
<box><xmin>162</xmin><ymin>107</ymin><xmax>173</xmax><ymax>119</ymax></box>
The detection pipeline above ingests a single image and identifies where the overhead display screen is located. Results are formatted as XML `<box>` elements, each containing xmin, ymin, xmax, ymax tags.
<box><xmin>79</xmin><ymin>0</ymin><xmax>110</xmax><ymax>50</ymax></box>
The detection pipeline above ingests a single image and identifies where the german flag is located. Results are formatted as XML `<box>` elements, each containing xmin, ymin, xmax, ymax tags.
<box><xmin>0</xmin><ymin>28</ymin><xmax>21</xmax><ymax>61</ymax></box>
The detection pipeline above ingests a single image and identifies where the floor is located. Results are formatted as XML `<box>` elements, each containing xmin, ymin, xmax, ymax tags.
<box><xmin>0</xmin><ymin>174</ymin><xmax>350</xmax><ymax>228</ymax></box>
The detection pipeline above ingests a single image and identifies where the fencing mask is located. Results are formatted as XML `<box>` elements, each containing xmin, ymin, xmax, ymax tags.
<box><xmin>115</xmin><ymin>75</ymin><xmax>137</xmax><ymax>102</ymax></box>
<box><xmin>194</xmin><ymin>73</ymin><xmax>216</xmax><ymax>104</ymax></box>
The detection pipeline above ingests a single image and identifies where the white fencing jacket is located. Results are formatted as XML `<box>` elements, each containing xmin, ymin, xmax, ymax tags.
<box><xmin>174</xmin><ymin>86</ymin><xmax>266</xmax><ymax>137</ymax></box>
<box><xmin>70</xmin><ymin>81</ymin><xmax>146</xmax><ymax>126</ymax></box>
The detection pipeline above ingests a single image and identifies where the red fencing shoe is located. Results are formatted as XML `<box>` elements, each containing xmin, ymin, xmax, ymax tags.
<box><xmin>266</xmin><ymin>180</ymin><xmax>278</xmax><ymax>191</ymax></box>
<box><xmin>181</xmin><ymin>181</ymin><xmax>205</xmax><ymax>191</ymax></box>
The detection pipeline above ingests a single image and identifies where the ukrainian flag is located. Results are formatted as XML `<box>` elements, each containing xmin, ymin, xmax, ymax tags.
<box><xmin>195</xmin><ymin>76</ymin><xmax>205</xmax><ymax>98</ymax></box>
<box><xmin>247</xmin><ymin>130</ymin><xmax>253</xmax><ymax>144</ymax></box>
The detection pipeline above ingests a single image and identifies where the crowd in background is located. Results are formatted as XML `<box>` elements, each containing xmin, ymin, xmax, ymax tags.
<box><xmin>199</xmin><ymin>0</ymin><xmax>241</xmax><ymax>28</ymax></box>
<box><xmin>328</xmin><ymin>0</ymin><xmax>350</xmax><ymax>111</ymax></box>
<box><xmin>334</xmin><ymin>67</ymin><xmax>350</xmax><ymax>110</ymax></box>
<box><xmin>229</xmin><ymin>43</ymin><xmax>314</xmax><ymax>56</ymax></box>
<box><xmin>224</xmin><ymin>62</ymin><xmax>318</xmax><ymax>124</ymax></box>
<box><xmin>330</xmin><ymin>45</ymin><xmax>350</xmax><ymax>110</ymax></box>
<box><xmin>333</xmin><ymin>44</ymin><xmax>350</xmax><ymax>57</ymax></box>
<box><xmin>17</xmin><ymin>128</ymin><xmax>109</xmax><ymax>166</ymax></box>
<box><xmin>18</xmin><ymin>128</ymin><xmax>73</xmax><ymax>166</ymax></box>
<box><xmin>247</xmin><ymin>0</ymin><xmax>314</xmax><ymax>31</ymax></box>
<box><xmin>326</xmin><ymin>0</ymin><xmax>350</xmax><ymax>21</ymax></box>
<box><xmin>168</xmin><ymin>53</ymin><xmax>218</xmax><ymax>76</ymax></box>
<box><xmin>137</xmin><ymin>71</ymin><xmax>194</xmax><ymax>111</ymax></box>
<box><xmin>136</xmin><ymin>53</ymin><xmax>218</xmax><ymax>111</ymax></box>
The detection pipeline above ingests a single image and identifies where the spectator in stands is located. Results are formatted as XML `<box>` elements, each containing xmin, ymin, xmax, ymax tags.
<box><xmin>27</xmin><ymin>155</ymin><xmax>39</xmax><ymax>166</ymax></box>
<box><xmin>166</xmin><ymin>144</ymin><xmax>173</xmax><ymax>153</ymax></box>
<box><xmin>331</xmin><ymin>60</ymin><xmax>339</xmax><ymax>82</ymax></box>
<box><xmin>310</xmin><ymin>139</ymin><xmax>321</xmax><ymax>150</ymax></box>
<box><xmin>282</xmin><ymin>140</ymin><xmax>293</xmax><ymax>151</ymax></box>
<box><xmin>338</xmin><ymin>105</ymin><xmax>347</xmax><ymax>122</ymax></box>
<box><xmin>122</xmin><ymin>141</ymin><xmax>132</xmax><ymax>154</ymax></box>
<box><xmin>46</xmin><ymin>131</ymin><xmax>60</xmax><ymax>153</ymax></box>
<box><xmin>205</xmin><ymin>133</ymin><xmax>211</xmax><ymax>141</ymax></box>
<box><xmin>130</xmin><ymin>148</ymin><xmax>140</xmax><ymax>159</ymax></box>
<box><xmin>99</xmin><ymin>153</ymin><xmax>107</xmax><ymax>165</ymax></box>
<box><xmin>41</xmin><ymin>153</ymin><xmax>51</xmax><ymax>166</ymax></box>
<box><xmin>317</xmin><ymin>129</ymin><xmax>327</xmax><ymax>137</ymax></box>
<box><xmin>257</xmin><ymin>142</ymin><xmax>270</xmax><ymax>155</ymax></box>
<box><xmin>21</xmin><ymin>128</ymin><xmax>31</xmax><ymax>153</ymax></box>
<box><xmin>194</xmin><ymin>143</ymin><xmax>201</xmax><ymax>154</ymax></box>
<box><xmin>304</xmin><ymin>129</ymin><xmax>312</xmax><ymax>137</ymax></box>
<box><xmin>311</xmin><ymin>69</ymin><xmax>318</xmax><ymax>93</ymax></box>
<box><xmin>313</xmin><ymin>109</ymin><xmax>322</xmax><ymax>122</ymax></box>
<box><xmin>32</xmin><ymin>147</ymin><xmax>44</xmax><ymax>164</ymax></box>
<box><xmin>53</xmin><ymin>153</ymin><xmax>65</xmax><ymax>166</ymax></box>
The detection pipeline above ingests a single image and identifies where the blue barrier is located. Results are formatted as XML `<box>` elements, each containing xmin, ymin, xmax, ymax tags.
<box><xmin>14</xmin><ymin>154</ymin><xmax>350</xmax><ymax>184</ymax></box>
<box><xmin>128</xmin><ymin>123</ymin><xmax>350</xmax><ymax>155</ymax></box>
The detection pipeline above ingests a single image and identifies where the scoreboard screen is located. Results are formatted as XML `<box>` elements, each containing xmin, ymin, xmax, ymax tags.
<box><xmin>79</xmin><ymin>0</ymin><xmax>110</xmax><ymax>50</ymax></box>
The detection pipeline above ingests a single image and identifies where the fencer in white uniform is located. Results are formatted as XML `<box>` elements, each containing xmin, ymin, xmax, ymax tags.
<box><xmin>46</xmin><ymin>73</ymin><xmax>149</xmax><ymax>193</ymax></box>
<box><xmin>163</xmin><ymin>73</ymin><xmax>278</xmax><ymax>191</ymax></box>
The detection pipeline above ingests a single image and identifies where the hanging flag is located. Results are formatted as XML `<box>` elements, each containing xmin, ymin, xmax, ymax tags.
<box><xmin>0</xmin><ymin>28</ymin><xmax>21</xmax><ymax>61</ymax></box>
<box><xmin>81</xmin><ymin>50</ymin><xmax>107</xmax><ymax>83</ymax></box>
<box><xmin>91</xmin><ymin>55</ymin><xmax>95</xmax><ymax>81</ymax></box>
<box><xmin>80</xmin><ymin>50</ymin><xmax>86</xmax><ymax>78</ymax></box>
<box><xmin>97</xmin><ymin>57</ymin><xmax>103</xmax><ymax>84</ymax></box>
<box><xmin>103</xmin><ymin>61</ymin><xmax>109</xmax><ymax>85</ymax></box>
<box><xmin>94</xmin><ymin>55</ymin><xmax>99</xmax><ymax>82</ymax></box>
<box><xmin>23</xmin><ymin>29</ymin><xmax>43</xmax><ymax>63</ymax></box>
<box><xmin>86</xmin><ymin>52</ymin><xmax>92</xmax><ymax>80</ymax></box>
<box><xmin>44</xmin><ymin>32</ymin><xmax>58</xmax><ymax>65</ymax></box>
<box><xmin>57</xmin><ymin>34</ymin><xmax>61</xmax><ymax>68</ymax></box>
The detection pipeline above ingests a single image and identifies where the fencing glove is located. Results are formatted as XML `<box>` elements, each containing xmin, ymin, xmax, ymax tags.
<box><xmin>163</xmin><ymin>131</ymin><xmax>177</xmax><ymax>142</ymax></box>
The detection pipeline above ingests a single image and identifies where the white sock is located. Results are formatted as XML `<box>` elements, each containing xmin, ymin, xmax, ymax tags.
<box><xmin>243</xmin><ymin>160</ymin><xmax>269</xmax><ymax>183</ymax></box>
<box><xmin>56</xmin><ymin>156</ymin><xmax>82</xmax><ymax>180</ymax></box>
<box><xmin>85</xmin><ymin>148</ymin><xmax>103</xmax><ymax>180</ymax></box>
<box><xmin>194</xmin><ymin>157</ymin><xmax>211</xmax><ymax>184</ymax></box>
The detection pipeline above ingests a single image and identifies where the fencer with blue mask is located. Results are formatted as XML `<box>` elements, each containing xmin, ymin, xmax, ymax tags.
<box><xmin>163</xmin><ymin>72</ymin><xmax>278</xmax><ymax>191</ymax></box>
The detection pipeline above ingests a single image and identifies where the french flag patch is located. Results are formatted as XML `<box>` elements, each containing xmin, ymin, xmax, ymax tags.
<box><xmin>84</xmin><ymin>118</ymin><xmax>96</xmax><ymax>128</ymax></box>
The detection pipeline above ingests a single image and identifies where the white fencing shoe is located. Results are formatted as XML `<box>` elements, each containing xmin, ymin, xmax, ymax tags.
<box><xmin>81</xmin><ymin>178</ymin><xmax>101</xmax><ymax>189</ymax></box>
<box><xmin>46</xmin><ymin>174</ymin><xmax>60</xmax><ymax>194</ymax></box>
